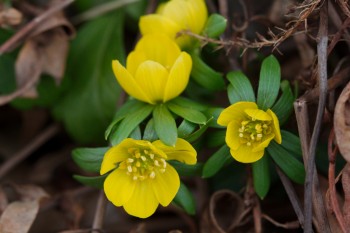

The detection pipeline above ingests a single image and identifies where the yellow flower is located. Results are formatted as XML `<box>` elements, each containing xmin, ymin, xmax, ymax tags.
<box><xmin>139</xmin><ymin>0</ymin><xmax>208</xmax><ymax>49</ymax></box>
<box><xmin>112</xmin><ymin>33</ymin><xmax>192</xmax><ymax>104</ymax></box>
<box><xmin>217</xmin><ymin>102</ymin><xmax>282</xmax><ymax>163</ymax></box>
<box><xmin>100</xmin><ymin>138</ymin><xmax>197</xmax><ymax>218</ymax></box>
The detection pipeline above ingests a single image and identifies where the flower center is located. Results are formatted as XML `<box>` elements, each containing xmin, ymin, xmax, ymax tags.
<box><xmin>238</xmin><ymin>117</ymin><xmax>272</xmax><ymax>146</ymax></box>
<box><xmin>125</xmin><ymin>148</ymin><xmax>167</xmax><ymax>181</ymax></box>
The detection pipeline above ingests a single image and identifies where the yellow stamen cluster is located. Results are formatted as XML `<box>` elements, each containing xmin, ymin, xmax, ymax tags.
<box><xmin>125</xmin><ymin>148</ymin><xmax>167</xmax><ymax>181</ymax></box>
<box><xmin>238</xmin><ymin>118</ymin><xmax>271</xmax><ymax>146</ymax></box>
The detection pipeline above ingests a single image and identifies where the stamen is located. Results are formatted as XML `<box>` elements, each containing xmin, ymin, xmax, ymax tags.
<box><xmin>127</xmin><ymin>166</ymin><xmax>132</xmax><ymax>173</ymax></box>
<box><xmin>141</xmin><ymin>156</ymin><xmax>147</xmax><ymax>161</ymax></box>
<box><xmin>239</xmin><ymin>133</ymin><xmax>244</xmax><ymax>138</ymax></box>
<box><xmin>127</xmin><ymin>158</ymin><xmax>134</xmax><ymax>163</ymax></box>
<box><xmin>136</xmin><ymin>161</ymin><xmax>141</xmax><ymax>167</ymax></box>
<box><xmin>160</xmin><ymin>168</ymin><xmax>166</xmax><ymax>173</ymax></box>
<box><xmin>149</xmin><ymin>171</ymin><xmax>156</xmax><ymax>179</ymax></box>
<box><xmin>133</xmin><ymin>176</ymin><xmax>138</xmax><ymax>180</ymax></box>
<box><xmin>135</xmin><ymin>152</ymin><xmax>141</xmax><ymax>158</ymax></box>
<box><xmin>154</xmin><ymin>160</ymin><xmax>160</xmax><ymax>166</ymax></box>
<box><xmin>257</xmin><ymin>134</ymin><xmax>263</xmax><ymax>138</ymax></box>
<box><xmin>247</xmin><ymin>142</ymin><xmax>251</xmax><ymax>146</ymax></box>
<box><xmin>149</xmin><ymin>153</ymin><xmax>155</xmax><ymax>159</ymax></box>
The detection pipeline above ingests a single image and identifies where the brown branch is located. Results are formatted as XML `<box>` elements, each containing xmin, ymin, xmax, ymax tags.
<box><xmin>275</xmin><ymin>166</ymin><xmax>305</xmax><ymax>229</ymax></box>
<box><xmin>0</xmin><ymin>124</ymin><xmax>60</xmax><ymax>179</ymax></box>
<box><xmin>327</xmin><ymin>128</ymin><xmax>347</xmax><ymax>233</ymax></box>
<box><xmin>304</xmin><ymin>1</ymin><xmax>330</xmax><ymax>232</ymax></box>
<box><xmin>91</xmin><ymin>191</ymin><xmax>108</xmax><ymax>233</ymax></box>
<box><xmin>0</xmin><ymin>0</ymin><xmax>75</xmax><ymax>55</ymax></box>
<box><xmin>261</xmin><ymin>214</ymin><xmax>300</xmax><ymax>229</ymax></box>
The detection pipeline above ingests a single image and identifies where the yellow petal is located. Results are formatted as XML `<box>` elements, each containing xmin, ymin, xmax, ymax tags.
<box><xmin>152</xmin><ymin>138</ymin><xmax>197</xmax><ymax>164</ymax></box>
<box><xmin>104</xmin><ymin>168</ymin><xmax>135</xmax><ymax>206</ymax></box>
<box><xmin>112</xmin><ymin>60</ymin><xmax>153</xmax><ymax>104</ymax></box>
<box><xmin>217</xmin><ymin>102</ymin><xmax>257</xmax><ymax>126</ymax></box>
<box><xmin>139</xmin><ymin>15</ymin><xmax>181</xmax><ymax>41</ymax></box>
<box><xmin>100</xmin><ymin>145</ymin><xmax>130</xmax><ymax>175</ymax></box>
<box><xmin>252</xmin><ymin>133</ymin><xmax>275</xmax><ymax>152</ymax></box>
<box><xmin>231</xmin><ymin>145</ymin><xmax>264</xmax><ymax>163</ymax></box>
<box><xmin>161</xmin><ymin>0</ymin><xmax>207</xmax><ymax>34</ymax></box>
<box><xmin>126</xmin><ymin>51</ymin><xmax>147</xmax><ymax>77</ymax></box>
<box><xmin>244</xmin><ymin>109</ymin><xmax>272</xmax><ymax>121</ymax></box>
<box><xmin>123</xmin><ymin>179</ymin><xmax>159</xmax><ymax>218</ymax></box>
<box><xmin>163</xmin><ymin>52</ymin><xmax>192</xmax><ymax>102</ymax></box>
<box><xmin>225</xmin><ymin>121</ymin><xmax>241</xmax><ymax>150</ymax></box>
<box><xmin>134</xmin><ymin>61</ymin><xmax>168</xmax><ymax>103</ymax></box>
<box><xmin>267</xmin><ymin>109</ymin><xmax>282</xmax><ymax>144</ymax></box>
<box><xmin>134</xmin><ymin>33</ymin><xmax>181</xmax><ymax>68</ymax></box>
<box><xmin>151</xmin><ymin>164</ymin><xmax>180</xmax><ymax>206</ymax></box>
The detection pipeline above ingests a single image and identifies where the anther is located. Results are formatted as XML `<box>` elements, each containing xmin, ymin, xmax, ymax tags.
<box><xmin>133</xmin><ymin>176</ymin><xmax>138</xmax><ymax>180</ymax></box>
<box><xmin>154</xmin><ymin>160</ymin><xmax>160</xmax><ymax>166</ymax></box>
<box><xmin>247</xmin><ymin>142</ymin><xmax>251</xmax><ymax>146</ymax></box>
<box><xmin>257</xmin><ymin>134</ymin><xmax>263</xmax><ymax>138</ymax></box>
<box><xmin>149</xmin><ymin>153</ymin><xmax>155</xmax><ymax>159</ymax></box>
<box><xmin>141</xmin><ymin>156</ymin><xmax>147</xmax><ymax>161</ymax></box>
<box><xmin>136</xmin><ymin>161</ymin><xmax>141</xmax><ymax>167</ymax></box>
<box><xmin>239</xmin><ymin>133</ymin><xmax>244</xmax><ymax>138</ymax></box>
<box><xmin>160</xmin><ymin>168</ymin><xmax>166</xmax><ymax>173</ymax></box>
<box><xmin>127</xmin><ymin>158</ymin><xmax>134</xmax><ymax>163</ymax></box>
<box><xmin>135</xmin><ymin>152</ymin><xmax>141</xmax><ymax>158</ymax></box>
<box><xmin>127</xmin><ymin>166</ymin><xmax>132</xmax><ymax>173</ymax></box>
<box><xmin>149</xmin><ymin>171</ymin><xmax>156</xmax><ymax>179</ymax></box>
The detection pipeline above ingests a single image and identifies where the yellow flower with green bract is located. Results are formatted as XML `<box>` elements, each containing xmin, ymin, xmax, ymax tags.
<box><xmin>139</xmin><ymin>0</ymin><xmax>208</xmax><ymax>49</ymax></box>
<box><xmin>217</xmin><ymin>102</ymin><xmax>282</xmax><ymax>163</ymax></box>
<box><xmin>112</xmin><ymin>33</ymin><xmax>192</xmax><ymax>105</ymax></box>
<box><xmin>100</xmin><ymin>138</ymin><xmax>197</xmax><ymax>218</ymax></box>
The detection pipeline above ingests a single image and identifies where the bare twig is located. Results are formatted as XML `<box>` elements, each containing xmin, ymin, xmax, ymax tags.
<box><xmin>304</xmin><ymin>1</ymin><xmax>329</xmax><ymax>232</ymax></box>
<box><xmin>261</xmin><ymin>214</ymin><xmax>300</xmax><ymax>229</ymax></box>
<box><xmin>327</xmin><ymin>128</ymin><xmax>347</xmax><ymax>233</ymax></box>
<box><xmin>0</xmin><ymin>0</ymin><xmax>74</xmax><ymax>55</ymax></box>
<box><xmin>0</xmin><ymin>124</ymin><xmax>60</xmax><ymax>179</ymax></box>
<box><xmin>71</xmin><ymin>0</ymin><xmax>141</xmax><ymax>25</ymax></box>
<box><xmin>275</xmin><ymin>166</ymin><xmax>306</xmax><ymax>229</ymax></box>
<box><xmin>91</xmin><ymin>191</ymin><xmax>108</xmax><ymax>233</ymax></box>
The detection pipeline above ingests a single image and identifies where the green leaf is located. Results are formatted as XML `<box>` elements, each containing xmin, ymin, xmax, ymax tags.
<box><xmin>153</xmin><ymin>104</ymin><xmax>177</xmax><ymax>146</ymax></box>
<box><xmin>171</xmin><ymin>97</ymin><xmax>208</xmax><ymax>111</ymax></box>
<box><xmin>252</xmin><ymin>156</ymin><xmax>270</xmax><ymax>199</ymax></box>
<box><xmin>143</xmin><ymin>119</ymin><xmax>158</xmax><ymax>141</ymax></box>
<box><xmin>73</xmin><ymin>173</ymin><xmax>108</xmax><ymax>189</ymax></box>
<box><xmin>257</xmin><ymin>55</ymin><xmax>281</xmax><ymax>110</ymax></box>
<box><xmin>178</xmin><ymin>120</ymin><xmax>197</xmax><ymax>138</ymax></box>
<box><xmin>202</xmin><ymin>13</ymin><xmax>227</xmax><ymax>38</ymax></box>
<box><xmin>105</xmin><ymin>100</ymin><xmax>146</xmax><ymax>139</ymax></box>
<box><xmin>202</xmin><ymin>145</ymin><xmax>231</xmax><ymax>178</ymax></box>
<box><xmin>168</xmin><ymin>160</ymin><xmax>203</xmax><ymax>176</ymax></box>
<box><xmin>167</xmin><ymin>102</ymin><xmax>207</xmax><ymax>124</ymax></box>
<box><xmin>53</xmin><ymin>12</ymin><xmax>125</xmax><ymax>144</ymax></box>
<box><xmin>267</xmin><ymin>141</ymin><xmax>305</xmax><ymax>184</ymax></box>
<box><xmin>190</xmin><ymin>51</ymin><xmax>225</xmax><ymax>91</ymax></box>
<box><xmin>109</xmin><ymin>104</ymin><xmax>154</xmax><ymax>145</ymax></box>
<box><xmin>173</xmin><ymin>182</ymin><xmax>196</xmax><ymax>215</ymax></box>
<box><xmin>271</xmin><ymin>80</ymin><xmax>294</xmax><ymax>125</ymax></box>
<box><xmin>227</xmin><ymin>71</ymin><xmax>255</xmax><ymax>104</ymax></box>
<box><xmin>182</xmin><ymin>118</ymin><xmax>212</xmax><ymax>143</ymax></box>
<box><xmin>206</xmin><ymin>130</ymin><xmax>226</xmax><ymax>148</ymax></box>
<box><xmin>72</xmin><ymin>147</ymin><xmax>109</xmax><ymax>173</ymax></box>
<box><xmin>0</xmin><ymin>54</ymin><xmax>16</xmax><ymax>94</ymax></box>
<box><xmin>129</xmin><ymin>126</ymin><xmax>142</xmax><ymax>140</ymax></box>
<box><xmin>280</xmin><ymin>130</ymin><xmax>302</xmax><ymax>158</ymax></box>
<box><xmin>205</xmin><ymin>107</ymin><xmax>225</xmax><ymax>128</ymax></box>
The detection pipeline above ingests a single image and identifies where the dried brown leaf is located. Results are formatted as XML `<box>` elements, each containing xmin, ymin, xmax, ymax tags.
<box><xmin>334</xmin><ymin>81</ymin><xmax>350</xmax><ymax>162</ymax></box>
<box><xmin>0</xmin><ymin>185</ymin><xmax>48</xmax><ymax>233</ymax></box>
<box><xmin>0</xmin><ymin>201</ymin><xmax>39</xmax><ymax>233</ymax></box>
<box><xmin>0</xmin><ymin>7</ymin><xmax>23</xmax><ymax>27</ymax></box>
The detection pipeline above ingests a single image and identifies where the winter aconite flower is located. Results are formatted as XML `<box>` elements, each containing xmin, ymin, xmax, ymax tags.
<box><xmin>112</xmin><ymin>33</ymin><xmax>192</xmax><ymax>105</ymax></box>
<box><xmin>217</xmin><ymin>102</ymin><xmax>282</xmax><ymax>163</ymax></box>
<box><xmin>100</xmin><ymin>138</ymin><xmax>197</xmax><ymax>218</ymax></box>
<box><xmin>139</xmin><ymin>0</ymin><xmax>208</xmax><ymax>49</ymax></box>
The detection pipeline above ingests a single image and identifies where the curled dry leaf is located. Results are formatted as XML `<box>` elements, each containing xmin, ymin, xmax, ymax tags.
<box><xmin>200</xmin><ymin>189</ymin><xmax>246</xmax><ymax>233</ymax></box>
<box><xmin>0</xmin><ymin>7</ymin><xmax>23</xmax><ymax>27</ymax></box>
<box><xmin>15</xmin><ymin>9</ymin><xmax>75</xmax><ymax>99</ymax></box>
<box><xmin>334</xmin><ymin>81</ymin><xmax>350</xmax><ymax>162</ymax></box>
<box><xmin>0</xmin><ymin>184</ymin><xmax>49</xmax><ymax>233</ymax></box>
